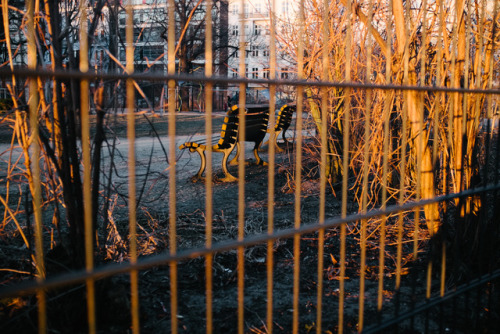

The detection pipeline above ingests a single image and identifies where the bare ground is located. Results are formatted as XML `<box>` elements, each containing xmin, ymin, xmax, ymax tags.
<box><xmin>1</xmin><ymin>112</ymin><xmax>498</xmax><ymax>333</ymax></box>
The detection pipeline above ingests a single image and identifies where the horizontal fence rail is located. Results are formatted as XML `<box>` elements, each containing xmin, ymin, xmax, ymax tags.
<box><xmin>1</xmin><ymin>183</ymin><xmax>500</xmax><ymax>299</ymax></box>
<box><xmin>0</xmin><ymin>0</ymin><xmax>499</xmax><ymax>333</ymax></box>
<box><xmin>1</xmin><ymin>67</ymin><xmax>499</xmax><ymax>95</ymax></box>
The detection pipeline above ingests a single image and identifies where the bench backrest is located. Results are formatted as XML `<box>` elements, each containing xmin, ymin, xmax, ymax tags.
<box><xmin>216</xmin><ymin>106</ymin><xmax>240</xmax><ymax>149</ymax></box>
<box><xmin>275</xmin><ymin>104</ymin><xmax>295</xmax><ymax>132</ymax></box>
<box><xmin>244</xmin><ymin>106</ymin><xmax>270</xmax><ymax>142</ymax></box>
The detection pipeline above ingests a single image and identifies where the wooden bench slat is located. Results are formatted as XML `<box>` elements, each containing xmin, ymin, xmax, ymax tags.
<box><xmin>229</xmin><ymin>105</ymin><xmax>270</xmax><ymax>166</ymax></box>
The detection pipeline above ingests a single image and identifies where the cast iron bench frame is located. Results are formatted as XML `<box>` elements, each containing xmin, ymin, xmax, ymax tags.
<box><xmin>179</xmin><ymin>106</ymin><xmax>239</xmax><ymax>182</ymax></box>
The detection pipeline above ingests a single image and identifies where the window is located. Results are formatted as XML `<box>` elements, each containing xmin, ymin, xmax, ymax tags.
<box><xmin>263</xmin><ymin>50</ymin><xmax>270</xmax><ymax>57</ymax></box>
<box><xmin>254</xmin><ymin>24</ymin><xmax>261</xmax><ymax>35</ymax></box>
<box><xmin>138</xmin><ymin>45</ymin><xmax>164</xmax><ymax>61</ymax></box>
<box><xmin>244</xmin><ymin>3</ymin><xmax>249</xmax><ymax>17</ymax></box>
<box><xmin>281</xmin><ymin>68</ymin><xmax>289</xmax><ymax>79</ymax></box>
<box><xmin>232</xmin><ymin>71</ymin><xmax>238</xmax><ymax>78</ymax></box>
<box><xmin>232</xmin><ymin>25</ymin><xmax>239</xmax><ymax>36</ymax></box>
<box><xmin>265</xmin><ymin>25</ymin><xmax>270</xmax><ymax>35</ymax></box>
<box><xmin>282</xmin><ymin>1</ymin><xmax>290</xmax><ymax>14</ymax></box>
<box><xmin>255</xmin><ymin>3</ymin><xmax>261</xmax><ymax>13</ymax></box>
<box><xmin>233</xmin><ymin>50</ymin><xmax>239</xmax><ymax>58</ymax></box>
<box><xmin>263</xmin><ymin>68</ymin><xmax>270</xmax><ymax>79</ymax></box>
<box><xmin>146</xmin><ymin>28</ymin><xmax>164</xmax><ymax>43</ymax></box>
<box><xmin>251</xmin><ymin>45</ymin><xmax>259</xmax><ymax>57</ymax></box>
<box><xmin>231</xmin><ymin>4</ymin><xmax>238</xmax><ymax>15</ymax></box>
<box><xmin>133</xmin><ymin>28</ymin><xmax>144</xmax><ymax>42</ymax></box>
<box><xmin>252</xmin><ymin>68</ymin><xmax>259</xmax><ymax>79</ymax></box>
<box><xmin>135</xmin><ymin>11</ymin><xmax>145</xmax><ymax>24</ymax></box>
<box><xmin>245</xmin><ymin>67</ymin><xmax>249</xmax><ymax>78</ymax></box>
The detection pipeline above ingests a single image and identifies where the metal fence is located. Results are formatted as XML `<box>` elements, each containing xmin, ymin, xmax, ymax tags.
<box><xmin>0</xmin><ymin>0</ymin><xmax>500</xmax><ymax>333</ymax></box>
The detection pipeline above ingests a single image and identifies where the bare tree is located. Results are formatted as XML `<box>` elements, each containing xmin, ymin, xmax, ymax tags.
<box><xmin>0</xmin><ymin>0</ymin><xmax>115</xmax><ymax>269</ymax></box>
<box><xmin>148</xmin><ymin>0</ymin><xmax>229</xmax><ymax>110</ymax></box>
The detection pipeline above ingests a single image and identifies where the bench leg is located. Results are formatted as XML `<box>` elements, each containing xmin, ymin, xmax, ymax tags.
<box><xmin>229</xmin><ymin>142</ymin><xmax>240</xmax><ymax>166</ymax></box>
<box><xmin>190</xmin><ymin>147</ymin><xmax>206</xmax><ymax>182</ymax></box>
<box><xmin>281</xmin><ymin>129</ymin><xmax>290</xmax><ymax>145</ymax></box>
<box><xmin>275</xmin><ymin>130</ymin><xmax>286</xmax><ymax>153</ymax></box>
<box><xmin>260</xmin><ymin>131</ymin><xmax>285</xmax><ymax>153</ymax></box>
<box><xmin>230</xmin><ymin>142</ymin><xmax>268</xmax><ymax>166</ymax></box>
<box><xmin>253</xmin><ymin>142</ymin><xmax>267</xmax><ymax>166</ymax></box>
<box><xmin>219</xmin><ymin>148</ymin><xmax>237</xmax><ymax>182</ymax></box>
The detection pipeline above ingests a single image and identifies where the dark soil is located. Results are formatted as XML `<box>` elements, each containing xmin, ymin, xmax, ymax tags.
<box><xmin>1</xmin><ymin>113</ymin><xmax>498</xmax><ymax>333</ymax></box>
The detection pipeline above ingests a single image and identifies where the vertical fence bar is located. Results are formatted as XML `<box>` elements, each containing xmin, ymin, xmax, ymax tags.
<box><xmin>457</xmin><ymin>0</ymin><xmax>472</xmax><ymax>276</ymax></box>
<box><xmin>444</xmin><ymin>15</ymin><xmax>460</xmax><ymax>305</ymax></box>
<box><xmin>441</xmin><ymin>0</ymin><xmax>450</xmax><ymax>215</ymax></box>
<box><xmin>125</xmin><ymin>1</ymin><xmax>139</xmax><ymax>333</ymax></box>
<box><xmin>428</xmin><ymin>0</ymin><xmax>446</xmax><ymax>300</ymax></box>
<box><xmin>237</xmin><ymin>1</ymin><xmax>246</xmax><ymax>333</ymax></box>
<box><xmin>339</xmin><ymin>1</ymin><xmax>352</xmax><ymax>332</ymax></box>
<box><xmin>414</xmin><ymin>0</ymin><xmax>428</xmax><ymax>262</ymax></box>
<box><xmin>316</xmin><ymin>0</ymin><xmax>329</xmax><ymax>332</ymax></box>
<box><xmin>449</xmin><ymin>0</ymin><xmax>459</xmax><ymax>197</ymax></box>
<box><xmin>395</xmin><ymin>103</ymin><xmax>407</xmax><ymax>302</ymax></box>
<box><xmin>378</xmin><ymin>0</ymin><xmax>393</xmax><ymax>313</ymax></box>
<box><xmin>291</xmin><ymin>0</ymin><xmax>302</xmax><ymax>330</ymax></box>
<box><xmin>26</xmin><ymin>0</ymin><xmax>46</xmax><ymax>332</ymax></box>
<box><xmin>204</xmin><ymin>1</ymin><xmax>214</xmax><ymax>333</ymax></box>
<box><xmin>475</xmin><ymin>0</ymin><xmax>488</xmax><ymax>287</ymax></box>
<box><xmin>473</xmin><ymin>0</ymin><xmax>485</xmax><ymax>160</ymax></box>
<box><xmin>395</xmin><ymin>0</ymin><xmax>410</xmax><ymax>294</ymax></box>
<box><xmin>292</xmin><ymin>163</ymin><xmax>301</xmax><ymax>334</ymax></box>
<box><xmin>489</xmin><ymin>0</ymin><xmax>499</xmax><ymax>197</ymax></box>
<box><xmin>167</xmin><ymin>0</ymin><xmax>178</xmax><ymax>332</ymax></box>
<box><xmin>481</xmin><ymin>0</ymin><xmax>496</xmax><ymax>226</ymax></box>
<box><xmin>292</xmin><ymin>0</ymin><xmax>305</xmax><ymax>332</ymax></box>
<box><xmin>266</xmin><ymin>0</ymin><xmax>277</xmax><ymax>332</ymax></box>
<box><xmin>78</xmin><ymin>1</ymin><xmax>96</xmax><ymax>333</ymax></box>
<box><xmin>358</xmin><ymin>1</ymin><xmax>374</xmax><ymax>330</ymax></box>
<box><xmin>463</xmin><ymin>0</ymin><xmax>471</xmax><ymax>180</ymax></box>
<box><xmin>487</xmin><ymin>1</ymin><xmax>498</xmax><ymax>122</ymax></box>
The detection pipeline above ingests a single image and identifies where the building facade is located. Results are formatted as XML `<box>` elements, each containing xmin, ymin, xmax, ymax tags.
<box><xmin>0</xmin><ymin>0</ymin><xmax>297</xmax><ymax>111</ymax></box>
<box><xmin>226</xmin><ymin>0</ymin><xmax>297</xmax><ymax>104</ymax></box>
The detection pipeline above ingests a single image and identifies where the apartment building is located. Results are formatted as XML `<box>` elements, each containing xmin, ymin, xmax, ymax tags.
<box><xmin>0</xmin><ymin>0</ymin><xmax>297</xmax><ymax>110</ymax></box>
<box><xmin>226</xmin><ymin>0</ymin><xmax>297</xmax><ymax>104</ymax></box>
<box><xmin>117</xmin><ymin>2</ymin><xmax>169</xmax><ymax>107</ymax></box>
<box><xmin>115</xmin><ymin>0</ymin><xmax>231</xmax><ymax>110</ymax></box>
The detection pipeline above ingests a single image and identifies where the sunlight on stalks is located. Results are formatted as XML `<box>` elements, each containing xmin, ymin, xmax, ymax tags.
<box><xmin>104</xmin><ymin>195</ymin><xmax>127</xmax><ymax>262</ymax></box>
<box><xmin>278</xmin><ymin>0</ymin><xmax>498</xmax><ymax>237</ymax></box>
<box><xmin>0</xmin><ymin>195</ymin><xmax>30</xmax><ymax>249</ymax></box>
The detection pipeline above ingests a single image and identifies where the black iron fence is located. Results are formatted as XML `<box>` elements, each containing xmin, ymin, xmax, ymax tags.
<box><xmin>0</xmin><ymin>0</ymin><xmax>499</xmax><ymax>333</ymax></box>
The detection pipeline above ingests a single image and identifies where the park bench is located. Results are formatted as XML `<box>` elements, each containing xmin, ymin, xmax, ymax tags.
<box><xmin>229</xmin><ymin>104</ymin><xmax>270</xmax><ymax>166</ymax></box>
<box><xmin>261</xmin><ymin>104</ymin><xmax>295</xmax><ymax>153</ymax></box>
<box><xmin>179</xmin><ymin>106</ymin><xmax>239</xmax><ymax>182</ymax></box>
